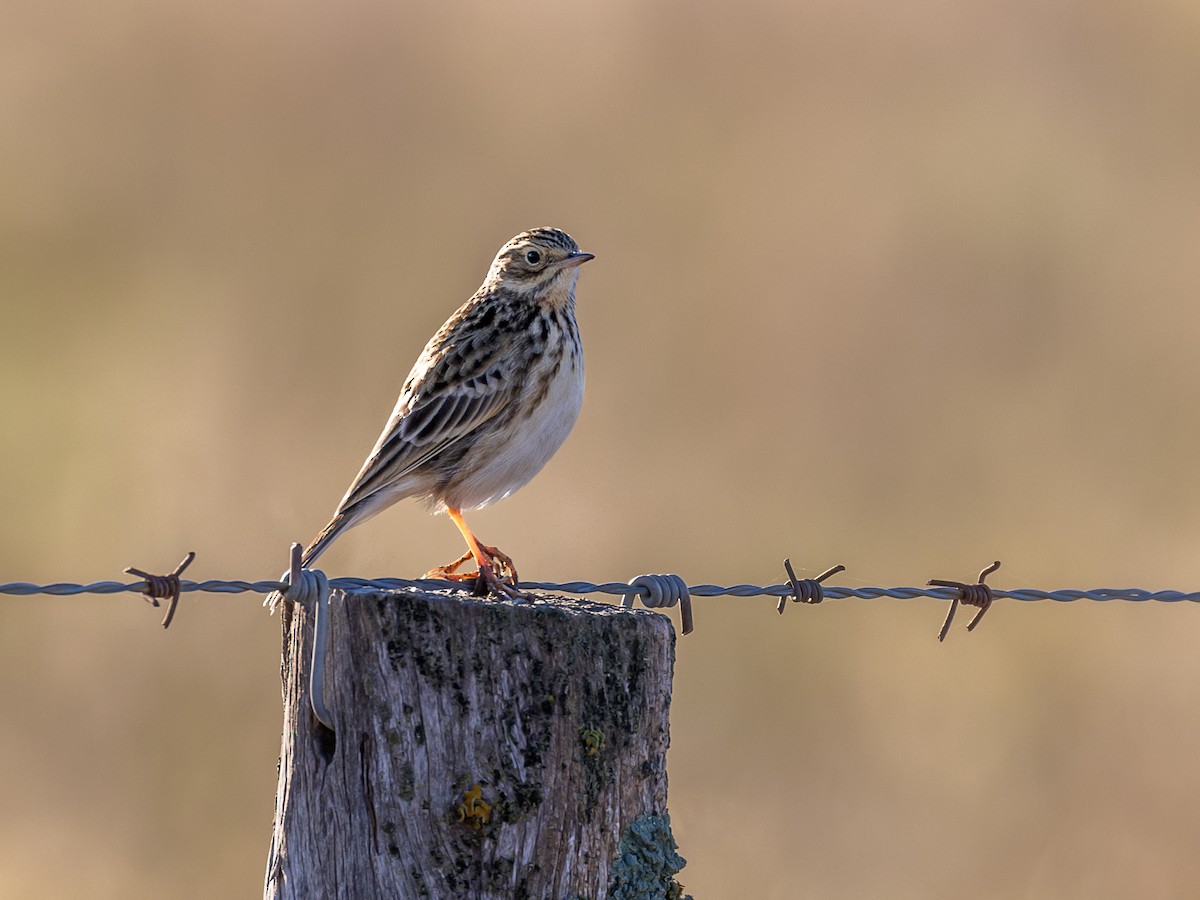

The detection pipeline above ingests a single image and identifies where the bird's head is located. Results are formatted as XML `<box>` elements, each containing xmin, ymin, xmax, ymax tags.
<box><xmin>485</xmin><ymin>227</ymin><xmax>594</xmax><ymax>306</ymax></box>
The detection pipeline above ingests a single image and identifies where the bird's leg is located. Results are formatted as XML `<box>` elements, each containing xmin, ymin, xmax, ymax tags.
<box><xmin>424</xmin><ymin>508</ymin><xmax>528</xmax><ymax>600</ymax></box>
<box><xmin>445</xmin><ymin>508</ymin><xmax>515</xmax><ymax>586</ymax></box>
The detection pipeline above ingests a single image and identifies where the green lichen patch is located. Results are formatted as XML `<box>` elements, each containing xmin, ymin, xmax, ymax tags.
<box><xmin>607</xmin><ymin>813</ymin><xmax>691</xmax><ymax>900</ymax></box>
<box><xmin>490</xmin><ymin>779</ymin><xmax>544</xmax><ymax>825</ymax></box>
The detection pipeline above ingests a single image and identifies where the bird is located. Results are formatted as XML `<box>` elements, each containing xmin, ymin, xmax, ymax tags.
<box><xmin>295</xmin><ymin>227</ymin><xmax>592</xmax><ymax>599</ymax></box>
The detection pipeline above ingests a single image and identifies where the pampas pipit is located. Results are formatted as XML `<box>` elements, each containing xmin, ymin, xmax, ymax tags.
<box><xmin>299</xmin><ymin>227</ymin><xmax>592</xmax><ymax>598</ymax></box>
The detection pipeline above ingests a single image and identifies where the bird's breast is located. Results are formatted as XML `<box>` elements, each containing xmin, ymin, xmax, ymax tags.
<box><xmin>444</xmin><ymin>326</ymin><xmax>584</xmax><ymax>511</ymax></box>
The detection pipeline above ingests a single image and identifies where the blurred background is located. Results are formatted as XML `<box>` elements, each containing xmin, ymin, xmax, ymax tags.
<box><xmin>4</xmin><ymin>0</ymin><xmax>1200</xmax><ymax>896</ymax></box>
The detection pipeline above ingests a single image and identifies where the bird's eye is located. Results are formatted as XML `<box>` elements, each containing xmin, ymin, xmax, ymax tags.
<box><xmin>524</xmin><ymin>250</ymin><xmax>541</xmax><ymax>265</ymax></box>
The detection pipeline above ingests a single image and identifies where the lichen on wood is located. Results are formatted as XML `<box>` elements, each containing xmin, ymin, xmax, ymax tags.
<box><xmin>607</xmin><ymin>813</ymin><xmax>691</xmax><ymax>900</ymax></box>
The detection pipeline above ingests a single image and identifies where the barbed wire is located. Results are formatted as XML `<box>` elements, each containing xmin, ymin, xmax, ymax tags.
<box><xmin>10</xmin><ymin>575</ymin><xmax>1200</xmax><ymax>604</ymax></box>
<box><xmin>5</xmin><ymin>552</ymin><xmax>1200</xmax><ymax>639</ymax></box>
<box><xmin>6</xmin><ymin>577</ymin><xmax>1200</xmax><ymax>605</ymax></box>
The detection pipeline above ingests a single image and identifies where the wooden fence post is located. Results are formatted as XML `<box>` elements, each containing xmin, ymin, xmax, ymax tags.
<box><xmin>264</xmin><ymin>587</ymin><xmax>688</xmax><ymax>899</ymax></box>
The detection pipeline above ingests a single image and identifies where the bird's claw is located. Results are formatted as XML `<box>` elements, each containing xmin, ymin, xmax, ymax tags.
<box><xmin>424</xmin><ymin>551</ymin><xmax>475</xmax><ymax>580</ymax></box>
<box><xmin>425</xmin><ymin>550</ymin><xmax>533</xmax><ymax>602</ymax></box>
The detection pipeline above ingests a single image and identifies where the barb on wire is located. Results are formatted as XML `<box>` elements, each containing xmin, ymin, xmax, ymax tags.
<box><xmin>124</xmin><ymin>551</ymin><xmax>195</xmax><ymax>629</ymax></box>
<box><xmin>778</xmin><ymin>558</ymin><xmax>846</xmax><ymax>614</ymax></box>
<box><xmin>930</xmin><ymin>560</ymin><xmax>1000</xmax><ymax>642</ymax></box>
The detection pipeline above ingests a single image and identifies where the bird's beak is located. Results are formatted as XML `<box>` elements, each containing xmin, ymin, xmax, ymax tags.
<box><xmin>558</xmin><ymin>251</ymin><xmax>595</xmax><ymax>269</ymax></box>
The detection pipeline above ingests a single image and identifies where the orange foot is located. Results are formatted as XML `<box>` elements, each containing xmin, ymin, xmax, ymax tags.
<box><xmin>424</xmin><ymin>509</ymin><xmax>530</xmax><ymax>601</ymax></box>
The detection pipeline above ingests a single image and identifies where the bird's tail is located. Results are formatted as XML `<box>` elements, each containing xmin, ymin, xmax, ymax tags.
<box><xmin>301</xmin><ymin>513</ymin><xmax>351</xmax><ymax>568</ymax></box>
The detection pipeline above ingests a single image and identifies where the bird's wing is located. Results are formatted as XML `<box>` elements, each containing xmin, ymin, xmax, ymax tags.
<box><xmin>332</xmin><ymin>330</ymin><xmax>517</xmax><ymax>514</ymax></box>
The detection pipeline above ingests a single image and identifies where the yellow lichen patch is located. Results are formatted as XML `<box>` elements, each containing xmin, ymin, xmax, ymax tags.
<box><xmin>579</xmin><ymin>727</ymin><xmax>605</xmax><ymax>757</ymax></box>
<box><xmin>455</xmin><ymin>784</ymin><xmax>492</xmax><ymax>830</ymax></box>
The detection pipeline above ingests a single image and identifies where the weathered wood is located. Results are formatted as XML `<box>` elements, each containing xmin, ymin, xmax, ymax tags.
<box><xmin>264</xmin><ymin>586</ymin><xmax>687</xmax><ymax>899</ymax></box>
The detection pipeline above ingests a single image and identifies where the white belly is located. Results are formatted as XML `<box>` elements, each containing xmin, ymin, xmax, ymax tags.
<box><xmin>447</xmin><ymin>350</ymin><xmax>584</xmax><ymax>511</ymax></box>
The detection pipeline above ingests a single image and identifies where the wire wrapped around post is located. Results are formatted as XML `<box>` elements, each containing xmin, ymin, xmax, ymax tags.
<box><xmin>622</xmin><ymin>573</ymin><xmax>694</xmax><ymax>635</ymax></box>
<box><xmin>277</xmin><ymin>543</ymin><xmax>334</xmax><ymax>730</ymax></box>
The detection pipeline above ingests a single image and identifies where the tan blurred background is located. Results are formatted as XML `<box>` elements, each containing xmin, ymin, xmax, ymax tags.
<box><xmin>4</xmin><ymin>0</ymin><xmax>1200</xmax><ymax>896</ymax></box>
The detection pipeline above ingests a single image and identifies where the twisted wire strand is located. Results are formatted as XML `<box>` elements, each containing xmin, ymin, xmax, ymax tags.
<box><xmin>4</xmin><ymin>577</ymin><xmax>1200</xmax><ymax>604</ymax></box>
